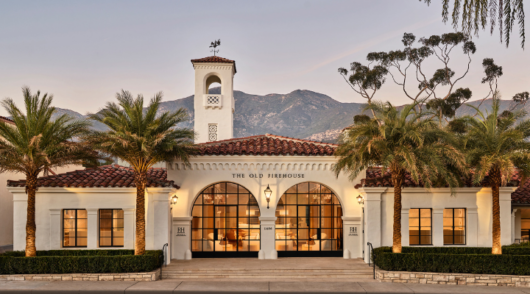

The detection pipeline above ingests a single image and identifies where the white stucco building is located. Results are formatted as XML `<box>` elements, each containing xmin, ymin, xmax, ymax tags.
<box><xmin>7</xmin><ymin>55</ymin><xmax>530</xmax><ymax>263</ymax></box>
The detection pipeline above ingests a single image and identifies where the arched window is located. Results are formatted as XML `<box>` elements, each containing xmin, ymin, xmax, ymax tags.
<box><xmin>205</xmin><ymin>75</ymin><xmax>221</xmax><ymax>94</ymax></box>
<box><xmin>275</xmin><ymin>182</ymin><xmax>343</xmax><ymax>257</ymax></box>
<box><xmin>191</xmin><ymin>182</ymin><xmax>261</xmax><ymax>257</ymax></box>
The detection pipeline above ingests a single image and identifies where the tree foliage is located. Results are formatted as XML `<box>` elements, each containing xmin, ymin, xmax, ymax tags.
<box><xmin>422</xmin><ymin>0</ymin><xmax>525</xmax><ymax>48</ymax></box>
<box><xmin>84</xmin><ymin>90</ymin><xmax>196</xmax><ymax>255</ymax></box>
<box><xmin>0</xmin><ymin>87</ymin><xmax>97</xmax><ymax>257</ymax></box>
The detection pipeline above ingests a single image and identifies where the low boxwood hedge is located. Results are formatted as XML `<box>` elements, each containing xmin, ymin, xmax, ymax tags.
<box><xmin>373</xmin><ymin>246</ymin><xmax>530</xmax><ymax>275</ymax></box>
<box><xmin>0</xmin><ymin>250</ymin><xmax>163</xmax><ymax>275</ymax></box>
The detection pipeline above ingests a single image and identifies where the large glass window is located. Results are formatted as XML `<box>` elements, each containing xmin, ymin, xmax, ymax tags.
<box><xmin>191</xmin><ymin>182</ymin><xmax>261</xmax><ymax>257</ymax></box>
<box><xmin>443</xmin><ymin>208</ymin><xmax>466</xmax><ymax>245</ymax></box>
<box><xmin>63</xmin><ymin>209</ymin><xmax>87</xmax><ymax>247</ymax></box>
<box><xmin>409</xmin><ymin>208</ymin><xmax>432</xmax><ymax>245</ymax></box>
<box><xmin>521</xmin><ymin>209</ymin><xmax>530</xmax><ymax>242</ymax></box>
<box><xmin>275</xmin><ymin>182</ymin><xmax>343</xmax><ymax>257</ymax></box>
<box><xmin>99</xmin><ymin>209</ymin><xmax>124</xmax><ymax>247</ymax></box>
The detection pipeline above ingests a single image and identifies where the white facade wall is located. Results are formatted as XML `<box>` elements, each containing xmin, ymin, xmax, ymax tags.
<box><xmin>9</xmin><ymin>187</ymin><xmax>172</xmax><ymax>263</ymax></box>
<box><xmin>193</xmin><ymin>62</ymin><xmax>235</xmax><ymax>143</ymax></box>
<box><xmin>361</xmin><ymin>186</ymin><xmax>516</xmax><ymax>263</ymax></box>
<box><xmin>167</xmin><ymin>155</ymin><xmax>365</xmax><ymax>260</ymax></box>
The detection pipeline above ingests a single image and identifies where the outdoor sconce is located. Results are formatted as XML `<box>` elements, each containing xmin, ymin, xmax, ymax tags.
<box><xmin>264</xmin><ymin>184</ymin><xmax>272</xmax><ymax>209</ymax></box>
<box><xmin>171</xmin><ymin>195</ymin><xmax>178</xmax><ymax>206</ymax></box>
<box><xmin>356</xmin><ymin>194</ymin><xmax>364</xmax><ymax>205</ymax></box>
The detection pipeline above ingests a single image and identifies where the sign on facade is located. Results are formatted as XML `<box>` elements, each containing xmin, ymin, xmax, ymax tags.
<box><xmin>176</xmin><ymin>227</ymin><xmax>186</xmax><ymax>236</ymax></box>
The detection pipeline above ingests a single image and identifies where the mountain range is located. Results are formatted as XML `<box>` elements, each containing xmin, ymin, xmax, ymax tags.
<box><xmin>53</xmin><ymin>88</ymin><xmax>527</xmax><ymax>143</ymax></box>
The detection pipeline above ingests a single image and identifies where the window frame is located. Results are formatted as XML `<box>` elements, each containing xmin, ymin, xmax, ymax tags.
<box><xmin>62</xmin><ymin>209</ymin><xmax>87</xmax><ymax>248</ymax></box>
<box><xmin>443</xmin><ymin>208</ymin><xmax>467</xmax><ymax>245</ymax></box>
<box><xmin>409</xmin><ymin>208</ymin><xmax>432</xmax><ymax>246</ymax></box>
<box><xmin>98</xmin><ymin>209</ymin><xmax>125</xmax><ymax>248</ymax></box>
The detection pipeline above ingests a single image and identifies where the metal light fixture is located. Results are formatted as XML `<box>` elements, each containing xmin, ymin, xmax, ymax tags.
<box><xmin>356</xmin><ymin>194</ymin><xmax>364</xmax><ymax>205</ymax></box>
<box><xmin>171</xmin><ymin>195</ymin><xmax>178</xmax><ymax>205</ymax></box>
<box><xmin>264</xmin><ymin>184</ymin><xmax>272</xmax><ymax>209</ymax></box>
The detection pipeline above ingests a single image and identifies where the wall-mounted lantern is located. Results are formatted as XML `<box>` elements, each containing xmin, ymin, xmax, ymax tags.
<box><xmin>264</xmin><ymin>184</ymin><xmax>272</xmax><ymax>209</ymax></box>
<box><xmin>356</xmin><ymin>194</ymin><xmax>364</xmax><ymax>205</ymax></box>
<box><xmin>171</xmin><ymin>195</ymin><xmax>178</xmax><ymax>206</ymax></box>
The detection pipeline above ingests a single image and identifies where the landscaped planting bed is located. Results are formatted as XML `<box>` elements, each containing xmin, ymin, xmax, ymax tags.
<box><xmin>373</xmin><ymin>244</ymin><xmax>530</xmax><ymax>275</ymax></box>
<box><xmin>0</xmin><ymin>250</ymin><xmax>163</xmax><ymax>275</ymax></box>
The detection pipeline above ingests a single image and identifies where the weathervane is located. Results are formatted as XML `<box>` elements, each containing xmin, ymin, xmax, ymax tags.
<box><xmin>210</xmin><ymin>39</ymin><xmax>221</xmax><ymax>56</ymax></box>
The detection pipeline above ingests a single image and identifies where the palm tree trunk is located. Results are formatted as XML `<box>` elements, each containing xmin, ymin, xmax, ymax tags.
<box><xmin>392</xmin><ymin>171</ymin><xmax>404</xmax><ymax>253</ymax></box>
<box><xmin>25</xmin><ymin>173</ymin><xmax>38</xmax><ymax>257</ymax></box>
<box><xmin>491</xmin><ymin>168</ymin><xmax>502</xmax><ymax>255</ymax></box>
<box><xmin>135</xmin><ymin>172</ymin><xmax>147</xmax><ymax>255</ymax></box>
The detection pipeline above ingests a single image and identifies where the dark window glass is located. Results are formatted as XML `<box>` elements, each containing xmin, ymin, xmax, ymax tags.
<box><xmin>443</xmin><ymin>208</ymin><xmax>466</xmax><ymax>245</ymax></box>
<box><xmin>275</xmin><ymin>182</ymin><xmax>343</xmax><ymax>252</ymax></box>
<box><xmin>63</xmin><ymin>209</ymin><xmax>87</xmax><ymax>247</ymax></box>
<box><xmin>99</xmin><ymin>209</ymin><xmax>124</xmax><ymax>247</ymax></box>
<box><xmin>409</xmin><ymin>208</ymin><xmax>432</xmax><ymax>245</ymax></box>
<box><xmin>191</xmin><ymin>182</ymin><xmax>261</xmax><ymax>253</ymax></box>
<box><xmin>521</xmin><ymin>209</ymin><xmax>530</xmax><ymax>242</ymax></box>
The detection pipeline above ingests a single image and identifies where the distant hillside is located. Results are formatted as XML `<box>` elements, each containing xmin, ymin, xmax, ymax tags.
<box><xmin>55</xmin><ymin>88</ymin><xmax>529</xmax><ymax>143</ymax></box>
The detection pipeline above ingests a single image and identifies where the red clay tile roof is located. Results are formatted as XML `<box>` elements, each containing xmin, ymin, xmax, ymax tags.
<box><xmin>197</xmin><ymin>134</ymin><xmax>337</xmax><ymax>156</ymax></box>
<box><xmin>0</xmin><ymin>116</ymin><xmax>14</xmax><ymax>125</ymax></box>
<box><xmin>191</xmin><ymin>56</ymin><xmax>237</xmax><ymax>73</ymax></box>
<box><xmin>355</xmin><ymin>167</ymin><xmax>530</xmax><ymax>205</ymax></box>
<box><xmin>512</xmin><ymin>178</ymin><xmax>530</xmax><ymax>205</ymax></box>
<box><xmin>7</xmin><ymin>164</ymin><xmax>178</xmax><ymax>189</ymax></box>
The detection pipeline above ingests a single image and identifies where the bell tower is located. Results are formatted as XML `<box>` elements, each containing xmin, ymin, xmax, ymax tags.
<box><xmin>191</xmin><ymin>56</ymin><xmax>236</xmax><ymax>143</ymax></box>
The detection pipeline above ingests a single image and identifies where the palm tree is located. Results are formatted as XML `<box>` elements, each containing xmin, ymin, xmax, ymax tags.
<box><xmin>333</xmin><ymin>101</ymin><xmax>466</xmax><ymax>253</ymax></box>
<box><xmin>463</xmin><ymin>98</ymin><xmax>530</xmax><ymax>254</ymax></box>
<box><xmin>0</xmin><ymin>87</ymin><xmax>95</xmax><ymax>257</ymax></box>
<box><xmin>85</xmin><ymin>90</ymin><xmax>195</xmax><ymax>255</ymax></box>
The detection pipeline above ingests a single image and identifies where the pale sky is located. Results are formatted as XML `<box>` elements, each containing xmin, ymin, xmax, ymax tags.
<box><xmin>0</xmin><ymin>0</ymin><xmax>528</xmax><ymax>117</ymax></box>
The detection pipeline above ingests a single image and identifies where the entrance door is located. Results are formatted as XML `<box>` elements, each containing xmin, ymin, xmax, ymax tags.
<box><xmin>191</xmin><ymin>182</ymin><xmax>261</xmax><ymax>258</ymax></box>
<box><xmin>214</xmin><ymin>205</ymin><xmax>238</xmax><ymax>253</ymax></box>
<box><xmin>276</xmin><ymin>182</ymin><xmax>343</xmax><ymax>257</ymax></box>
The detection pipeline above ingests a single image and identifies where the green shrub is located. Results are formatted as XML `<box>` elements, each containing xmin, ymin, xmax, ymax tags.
<box><xmin>372</xmin><ymin>246</ymin><xmax>530</xmax><ymax>275</ymax></box>
<box><xmin>0</xmin><ymin>250</ymin><xmax>162</xmax><ymax>275</ymax></box>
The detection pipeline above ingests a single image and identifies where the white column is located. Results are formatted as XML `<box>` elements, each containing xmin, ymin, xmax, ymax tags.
<box><xmin>432</xmin><ymin>208</ymin><xmax>444</xmax><ymax>246</ymax></box>
<box><xmin>172</xmin><ymin>216</ymin><xmax>192</xmax><ymax>260</ymax></box>
<box><xmin>401</xmin><ymin>209</ymin><xmax>409</xmax><ymax>246</ymax></box>
<box><xmin>259</xmin><ymin>216</ymin><xmax>276</xmax><ymax>259</ymax></box>
<box><xmin>500</xmin><ymin>188</ymin><xmax>516</xmax><ymax>245</ymax></box>
<box><xmin>86</xmin><ymin>208</ymin><xmax>98</xmax><ymax>249</ymax></box>
<box><xmin>124</xmin><ymin>208</ymin><xmax>135</xmax><ymax>249</ymax></box>
<box><xmin>514</xmin><ymin>209</ymin><xmax>522</xmax><ymax>241</ymax></box>
<box><xmin>12</xmin><ymin>192</ymin><xmax>27</xmax><ymax>251</ymax></box>
<box><xmin>360</xmin><ymin>187</ymin><xmax>386</xmax><ymax>263</ymax></box>
<box><xmin>342</xmin><ymin>216</ymin><xmax>362</xmax><ymax>259</ymax></box>
<box><xmin>153</xmin><ymin>200</ymin><xmax>170</xmax><ymax>250</ymax></box>
<box><xmin>49</xmin><ymin>209</ymin><xmax>61</xmax><ymax>249</ymax></box>
<box><xmin>467</xmin><ymin>208</ymin><xmax>478</xmax><ymax>246</ymax></box>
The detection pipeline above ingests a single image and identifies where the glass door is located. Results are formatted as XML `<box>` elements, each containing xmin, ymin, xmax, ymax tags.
<box><xmin>297</xmin><ymin>205</ymin><xmax>321</xmax><ymax>251</ymax></box>
<box><xmin>214</xmin><ymin>205</ymin><xmax>238</xmax><ymax>252</ymax></box>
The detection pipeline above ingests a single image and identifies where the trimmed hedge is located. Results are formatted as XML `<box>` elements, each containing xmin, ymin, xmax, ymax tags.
<box><xmin>0</xmin><ymin>250</ymin><xmax>162</xmax><ymax>275</ymax></box>
<box><xmin>373</xmin><ymin>246</ymin><xmax>530</xmax><ymax>275</ymax></box>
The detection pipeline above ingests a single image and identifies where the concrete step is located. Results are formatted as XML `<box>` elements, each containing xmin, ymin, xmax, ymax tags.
<box><xmin>162</xmin><ymin>274</ymin><xmax>375</xmax><ymax>280</ymax></box>
<box><xmin>162</xmin><ymin>269</ymin><xmax>374</xmax><ymax>279</ymax></box>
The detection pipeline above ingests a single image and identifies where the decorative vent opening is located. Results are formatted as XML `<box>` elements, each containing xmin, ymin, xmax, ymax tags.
<box><xmin>203</xmin><ymin>94</ymin><xmax>223</xmax><ymax>108</ymax></box>
<box><xmin>208</xmin><ymin>124</ymin><xmax>218</xmax><ymax>142</ymax></box>
<box><xmin>207</xmin><ymin>96</ymin><xmax>219</xmax><ymax>105</ymax></box>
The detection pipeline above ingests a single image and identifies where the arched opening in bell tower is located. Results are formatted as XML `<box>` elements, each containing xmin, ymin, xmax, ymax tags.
<box><xmin>205</xmin><ymin>75</ymin><xmax>222</xmax><ymax>94</ymax></box>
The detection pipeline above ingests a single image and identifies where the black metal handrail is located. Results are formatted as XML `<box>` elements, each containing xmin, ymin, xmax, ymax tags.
<box><xmin>159</xmin><ymin>243</ymin><xmax>168</xmax><ymax>280</ymax></box>
<box><xmin>367</xmin><ymin>242</ymin><xmax>375</xmax><ymax>279</ymax></box>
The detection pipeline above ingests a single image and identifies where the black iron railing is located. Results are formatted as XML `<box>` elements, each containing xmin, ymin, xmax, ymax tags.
<box><xmin>367</xmin><ymin>242</ymin><xmax>375</xmax><ymax>279</ymax></box>
<box><xmin>159</xmin><ymin>243</ymin><xmax>168</xmax><ymax>280</ymax></box>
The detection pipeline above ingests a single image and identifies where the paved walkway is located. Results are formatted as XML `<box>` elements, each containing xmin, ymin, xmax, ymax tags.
<box><xmin>1</xmin><ymin>280</ymin><xmax>530</xmax><ymax>293</ymax></box>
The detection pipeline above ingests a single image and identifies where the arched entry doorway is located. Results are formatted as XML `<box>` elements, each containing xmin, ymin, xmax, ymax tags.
<box><xmin>191</xmin><ymin>182</ymin><xmax>261</xmax><ymax>257</ymax></box>
<box><xmin>275</xmin><ymin>182</ymin><xmax>343</xmax><ymax>257</ymax></box>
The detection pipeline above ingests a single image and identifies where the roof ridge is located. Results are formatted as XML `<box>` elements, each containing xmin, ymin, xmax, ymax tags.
<box><xmin>198</xmin><ymin>133</ymin><xmax>338</xmax><ymax>147</ymax></box>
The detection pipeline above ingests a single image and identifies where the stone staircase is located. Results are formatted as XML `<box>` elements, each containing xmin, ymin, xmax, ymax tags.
<box><xmin>161</xmin><ymin>258</ymin><xmax>375</xmax><ymax>281</ymax></box>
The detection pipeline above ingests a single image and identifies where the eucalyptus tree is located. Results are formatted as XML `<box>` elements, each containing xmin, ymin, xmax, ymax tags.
<box><xmin>333</xmin><ymin>101</ymin><xmax>466</xmax><ymax>253</ymax></box>
<box><xmin>84</xmin><ymin>90</ymin><xmax>195</xmax><ymax>255</ymax></box>
<box><xmin>0</xmin><ymin>87</ymin><xmax>96</xmax><ymax>257</ymax></box>
<box><xmin>462</xmin><ymin>98</ymin><xmax>530</xmax><ymax>254</ymax></box>
<box><xmin>422</xmin><ymin>0</ymin><xmax>525</xmax><ymax>48</ymax></box>
<box><xmin>339</xmin><ymin>32</ymin><xmax>476</xmax><ymax>122</ymax></box>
